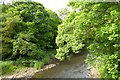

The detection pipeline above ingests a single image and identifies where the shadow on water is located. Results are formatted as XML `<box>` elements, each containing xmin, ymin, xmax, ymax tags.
<box><xmin>32</xmin><ymin>50</ymin><xmax>90</xmax><ymax>78</ymax></box>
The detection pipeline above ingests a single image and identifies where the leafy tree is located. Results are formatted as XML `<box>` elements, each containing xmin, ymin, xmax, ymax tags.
<box><xmin>1</xmin><ymin>13</ymin><xmax>22</xmax><ymax>59</ymax></box>
<box><xmin>46</xmin><ymin>9</ymin><xmax>62</xmax><ymax>48</ymax></box>
<box><xmin>1</xmin><ymin>1</ymin><xmax>61</xmax><ymax>60</ymax></box>
<box><xmin>56</xmin><ymin>2</ymin><xmax>120</xmax><ymax>78</ymax></box>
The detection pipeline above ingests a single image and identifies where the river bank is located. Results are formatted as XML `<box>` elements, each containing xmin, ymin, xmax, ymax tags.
<box><xmin>32</xmin><ymin>52</ymin><xmax>101</xmax><ymax>78</ymax></box>
<box><xmin>1</xmin><ymin>63</ymin><xmax>59</xmax><ymax>79</ymax></box>
<box><xmin>88</xmin><ymin>67</ymin><xmax>100</xmax><ymax>78</ymax></box>
<box><xmin>1</xmin><ymin>63</ymin><xmax>100</xmax><ymax>79</ymax></box>
<box><xmin>1</xmin><ymin>52</ymin><xmax>100</xmax><ymax>79</ymax></box>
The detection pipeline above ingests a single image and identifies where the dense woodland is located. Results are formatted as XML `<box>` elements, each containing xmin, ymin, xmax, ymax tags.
<box><xmin>0</xmin><ymin>1</ymin><xmax>120</xmax><ymax>79</ymax></box>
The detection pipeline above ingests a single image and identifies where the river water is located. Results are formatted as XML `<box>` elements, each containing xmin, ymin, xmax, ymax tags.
<box><xmin>32</xmin><ymin>50</ymin><xmax>90</xmax><ymax>78</ymax></box>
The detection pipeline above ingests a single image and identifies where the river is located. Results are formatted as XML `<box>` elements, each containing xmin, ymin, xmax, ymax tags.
<box><xmin>32</xmin><ymin>50</ymin><xmax>90</xmax><ymax>78</ymax></box>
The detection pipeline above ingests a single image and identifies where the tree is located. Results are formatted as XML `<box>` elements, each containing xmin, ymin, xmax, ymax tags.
<box><xmin>1</xmin><ymin>1</ymin><xmax>61</xmax><ymax>60</ymax></box>
<box><xmin>46</xmin><ymin>9</ymin><xmax>62</xmax><ymax>48</ymax></box>
<box><xmin>55</xmin><ymin>2</ymin><xmax>120</xmax><ymax>78</ymax></box>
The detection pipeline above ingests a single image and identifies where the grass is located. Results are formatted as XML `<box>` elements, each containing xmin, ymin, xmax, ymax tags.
<box><xmin>1</xmin><ymin>49</ymin><xmax>56</xmax><ymax>75</ymax></box>
<box><xmin>34</xmin><ymin>61</ymin><xmax>44</xmax><ymax>69</ymax></box>
<box><xmin>0</xmin><ymin>61</ymin><xmax>25</xmax><ymax>75</ymax></box>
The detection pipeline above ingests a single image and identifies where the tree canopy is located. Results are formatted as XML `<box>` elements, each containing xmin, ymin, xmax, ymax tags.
<box><xmin>1</xmin><ymin>1</ymin><xmax>61</xmax><ymax>60</ymax></box>
<box><xmin>55</xmin><ymin>2</ymin><xmax>120</xmax><ymax>78</ymax></box>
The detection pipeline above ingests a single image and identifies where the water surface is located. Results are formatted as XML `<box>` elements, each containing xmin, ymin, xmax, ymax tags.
<box><xmin>32</xmin><ymin>50</ymin><xmax>90</xmax><ymax>78</ymax></box>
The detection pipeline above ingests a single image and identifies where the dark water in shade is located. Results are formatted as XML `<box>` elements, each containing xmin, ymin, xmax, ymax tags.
<box><xmin>32</xmin><ymin>50</ymin><xmax>90</xmax><ymax>78</ymax></box>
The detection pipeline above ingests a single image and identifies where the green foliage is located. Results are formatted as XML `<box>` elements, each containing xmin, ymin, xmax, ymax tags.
<box><xmin>42</xmin><ymin>56</ymin><xmax>49</xmax><ymax>64</ymax></box>
<box><xmin>0</xmin><ymin>49</ymin><xmax>57</xmax><ymax>75</ymax></box>
<box><xmin>56</xmin><ymin>2</ymin><xmax>120</xmax><ymax>78</ymax></box>
<box><xmin>46</xmin><ymin>9</ymin><xmax>62</xmax><ymax>48</ymax></box>
<box><xmin>1</xmin><ymin>1</ymin><xmax>61</xmax><ymax>60</ymax></box>
<box><xmin>1</xmin><ymin>14</ymin><xmax>23</xmax><ymax>59</ymax></box>
<box><xmin>57</xmin><ymin>7</ymin><xmax>71</xmax><ymax>20</ymax></box>
<box><xmin>12</xmin><ymin>32</ymin><xmax>38</xmax><ymax>56</ymax></box>
<box><xmin>34</xmin><ymin>61</ymin><xmax>44</xmax><ymax>70</ymax></box>
<box><xmin>0</xmin><ymin>61</ymin><xmax>16</xmax><ymax>75</ymax></box>
<box><xmin>0</xmin><ymin>2</ymin><xmax>61</xmax><ymax>75</ymax></box>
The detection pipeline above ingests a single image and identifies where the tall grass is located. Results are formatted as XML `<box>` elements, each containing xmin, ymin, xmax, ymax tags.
<box><xmin>0</xmin><ymin>61</ymin><xmax>15</xmax><ymax>75</ymax></box>
<box><xmin>34</xmin><ymin>61</ymin><xmax>44</xmax><ymax>69</ymax></box>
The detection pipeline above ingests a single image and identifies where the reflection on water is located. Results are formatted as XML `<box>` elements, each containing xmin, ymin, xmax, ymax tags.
<box><xmin>32</xmin><ymin>50</ymin><xmax>90</xmax><ymax>78</ymax></box>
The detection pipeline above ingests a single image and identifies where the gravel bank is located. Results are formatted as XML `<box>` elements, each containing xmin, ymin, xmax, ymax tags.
<box><xmin>1</xmin><ymin>63</ymin><xmax>58</xmax><ymax>79</ymax></box>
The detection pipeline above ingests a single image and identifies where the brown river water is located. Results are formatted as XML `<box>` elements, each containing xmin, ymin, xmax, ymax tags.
<box><xmin>32</xmin><ymin>50</ymin><xmax>90</xmax><ymax>78</ymax></box>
